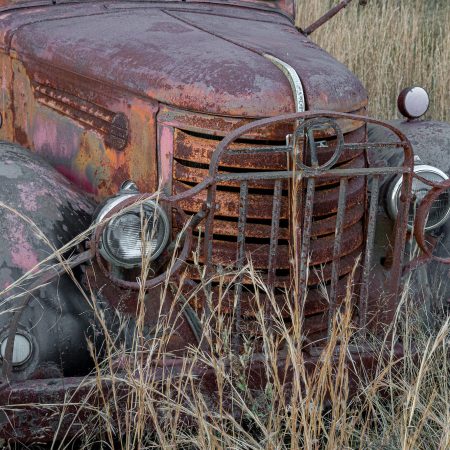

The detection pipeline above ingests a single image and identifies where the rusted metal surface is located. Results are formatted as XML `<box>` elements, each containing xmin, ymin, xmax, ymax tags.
<box><xmin>93</xmin><ymin>111</ymin><xmax>414</xmax><ymax>346</ymax></box>
<box><xmin>0</xmin><ymin>1</ymin><xmax>296</xmax><ymax>18</ymax></box>
<box><xmin>193</xmin><ymin>111</ymin><xmax>413</xmax><ymax>343</ymax></box>
<box><xmin>1</xmin><ymin>1</ymin><xmax>366</xmax><ymax>119</ymax></box>
<box><xmin>0</xmin><ymin>106</ymin><xmax>421</xmax><ymax>443</ymax></box>
<box><xmin>1</xmin><ymin>58</ymin><xmax>159</xmax><ymax>202</ymax></box>
<box><xmin>0</xmin><ymin>344</ymin><xmax>407</xmax><ymax>444</ymax></box>
<box><xmin>359</xmin><ymin>174</ymin><xmax>379</xmax><ymax>329</ymax></box>
<box><xmin>0</xmin><ymin>0</ymin><xmax>365</xmax><ymax>201</ymax></box>
<box><xmin>185</xmin><ymin>270</ymin><xmax>356</xmax><ymax>318</ymax></box>
<box><xmin>0</xmin><ymin>1</ymin><xmax>440</xmax><ymax>444</ymax></box>
<box><xmin>190</xmin><ymin>223</ymin><xmax>363</xmax><ymax>268</ymax></box>
<box><xmin>173</xmin><ymin>201</ymin><xmax>364</xmax><ymax>240</ymax></box>
<box><xmin>182</xmin><ymin>248</ymin><xmax>362</xmax><ymax>288</ymax></box>
<box><xmin>34</xmin><ymin>83</ymin><xmax>130</xmax><ymax>151</ymax></box>
<box><xmin>368</xmin><ymin>119</ymin><xmax>450</xmax><ymax>317</ymax></box>
<box><xmin>171</xmin><ymin>109</ymin><xmax>367</xmax><ymax>311</ymax></box>
<box><xmin>159</xmin><ymin>105</ymin><xmax>365</xmax><ymax>142</ymax></box>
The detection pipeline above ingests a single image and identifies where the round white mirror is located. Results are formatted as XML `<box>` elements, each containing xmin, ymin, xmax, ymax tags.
<box><xmin>398</xmin><ymin>86</ymin><xmax>430</xmax><ymax>120</ymax></box>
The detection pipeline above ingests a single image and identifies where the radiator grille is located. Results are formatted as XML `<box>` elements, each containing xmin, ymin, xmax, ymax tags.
<box><xmin>172</xmin><ymin>121</ymin><xmax>367</xmax><ymax>341</ymax></box>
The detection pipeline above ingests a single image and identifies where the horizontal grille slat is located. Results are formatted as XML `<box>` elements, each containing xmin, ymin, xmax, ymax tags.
<box><xmin>173</xmin><ymin>152</ymin><xmax>366</xmax><ymax>189</ymax></box>
<box><xmin>173</xmin><ymin>125</ymin><xmax>365</xmax><ymax>169</ymax></box>
<box><xmin>190</xmin><ymin>221</ymin><xmax>363</xmax><ymax>268</ymax></box>
<box><xmin>174</xmin><ymin>201</ymin><xmax>364</xmax><ymax>240</ymax></box>
<box><xmin>173</xmin><ymin>175</ymin><xmax>365</xmax><ymax>219</ymax></box>
<box><xmin>184</xmin><ymin>248</ymin><xmax>363</xmax><ymax>287</ymax></box>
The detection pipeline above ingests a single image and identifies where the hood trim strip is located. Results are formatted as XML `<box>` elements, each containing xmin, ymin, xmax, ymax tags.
<box><xmin>264</xmin><ymin>54</ymin><xmax>305</xmax><ymax>113</ymax></box>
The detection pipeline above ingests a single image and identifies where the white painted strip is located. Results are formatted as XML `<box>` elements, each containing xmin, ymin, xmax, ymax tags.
<box><xmin>264</xmin><ymin>54</ymin><xmax>306</xmax><ymax>113</ymax></box>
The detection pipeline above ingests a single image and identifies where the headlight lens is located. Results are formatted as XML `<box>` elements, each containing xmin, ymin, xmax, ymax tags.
<box><xmin>101</xmin><ymin>201</ymin><xmax>169</xmax><ymax>268</ymax></box>
<box><xmin>0</xmin><ymin>333</ymin><xmax>32</xmax><ymax>366</ymax></box>
<box><xmin>387</xmin><ymin>165</ymin><xmax>450</xmax><ymax>230</ymax></box>
<box><xmin>95</xmin><ymin>184</ymin><xmax>170</xmax><ymax>268</ymax></box>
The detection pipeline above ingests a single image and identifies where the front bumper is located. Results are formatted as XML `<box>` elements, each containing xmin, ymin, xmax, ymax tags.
<box><xmin>0</xmin><ymin>345</ymin><xmax>407</xmax><ymax>444</ymax></box>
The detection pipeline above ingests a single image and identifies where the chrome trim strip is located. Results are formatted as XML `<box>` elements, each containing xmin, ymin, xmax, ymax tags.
<box><xmin>264</xmin><ymin>54</ymin><xmax>306</xmax><ymax>113</ymax></box>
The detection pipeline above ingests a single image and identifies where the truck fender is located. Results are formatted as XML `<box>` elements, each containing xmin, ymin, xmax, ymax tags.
<box><xmin>368</xmin><ymin>119</ymin><xmax>450</xmax><ymax>175</ymax></box>
<box><xmin>0</xmin><ymin>141</ymin><xmax>95</xmax><ymax>381</ymax></box>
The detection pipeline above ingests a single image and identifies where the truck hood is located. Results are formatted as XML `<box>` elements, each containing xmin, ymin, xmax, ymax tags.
<box><xmin>3</xmin><ymin>2</ymin><xmax>367</xmax><ymax>117</ymax></box>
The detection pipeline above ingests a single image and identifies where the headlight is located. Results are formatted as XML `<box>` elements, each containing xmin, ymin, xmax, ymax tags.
<box><xmin>0</xmin><ymin>333</ymin><xmax>32</xmax><ymax>367</ymax></box>
<box><xmin>95</xmin><ymin>182</ymin><xmax>170</xmax><ymax>269</ymax></box>
<box><xmin>387</xmin><ymin>165</ymin><xmax>450</xmax><ymax>231</ymax></box>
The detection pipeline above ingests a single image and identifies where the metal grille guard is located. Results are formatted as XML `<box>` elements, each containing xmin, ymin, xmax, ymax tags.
<box><xmin>91</xmin><ymin>112</ymin><xmax>417</xmax><ymax>335</ymax></box>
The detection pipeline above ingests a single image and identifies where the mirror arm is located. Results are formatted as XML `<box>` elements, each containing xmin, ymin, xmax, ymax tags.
<box><xmin>302</xmin><ymin>0</ymin><xmax>356</xmax><ymax>36</ymax></box>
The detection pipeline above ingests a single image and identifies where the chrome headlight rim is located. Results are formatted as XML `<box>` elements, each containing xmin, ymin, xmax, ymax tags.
<box><xmin>95</xmin><ymin>191</ymin><xmax>170</xmax><ymax>269</ymax></box>
<box><xmin>387</xmin><ymin>164</ymin><xmax>450</xmax><ymax>231</ymax></box>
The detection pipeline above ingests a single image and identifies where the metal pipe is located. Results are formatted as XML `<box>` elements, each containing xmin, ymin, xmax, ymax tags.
<box><xmin>303</xmin><ymin>0</ymin><xmax>355</xmax><ymax>36</ymax></box>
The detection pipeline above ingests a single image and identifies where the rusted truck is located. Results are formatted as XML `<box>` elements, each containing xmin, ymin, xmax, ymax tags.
<box><xmin>0</xmin><ymin>0</ymin><xmax>449</xmax><ymax>443</ymax></box>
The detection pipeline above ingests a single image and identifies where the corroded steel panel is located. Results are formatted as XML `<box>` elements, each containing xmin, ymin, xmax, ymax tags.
<box><xmin>191</xmin><ymin>224</ymin><xmax>363</xmax><ymax>268</ymax></box>
<box><xmin>0</xmin><ymin>53</ymin><xmax>13</xmax><ymax>141</ymax></box>
<box><xmin>161</xmin><ymin>108</ymin><xmax>370</xmax><ymax>345</ymax></box>
<box><xmin>2</xmin><ymin>57</ymin><xmax>159</xmax><ymax>200</ymax></box>
<box><xmin>3</xmin><ymin>2</ymin><xmax>366</xmax><ymax>118</ymax></box>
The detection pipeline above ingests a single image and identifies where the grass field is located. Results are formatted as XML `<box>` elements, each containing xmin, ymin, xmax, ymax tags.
<box><xmin>296</xmin><ymin>0</ymin><xmax>450</xmax><ymax>122</ymax></box>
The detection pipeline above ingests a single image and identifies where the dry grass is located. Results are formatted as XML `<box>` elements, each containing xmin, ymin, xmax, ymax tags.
<box><xmin>296</xmin><ymin>0</ymin><xmax>450</xmax><ymax>122</ymax></box>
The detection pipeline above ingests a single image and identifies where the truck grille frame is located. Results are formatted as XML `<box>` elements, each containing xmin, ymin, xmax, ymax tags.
<box><xmin>91</xmin><ymin>110</ymin><xmax>415</xmax><ymax>349</ymax></box>
<box><xmin>172</xmin><ymin>111</ymin><xmax>414</xmax><ymax>348</ymax></box>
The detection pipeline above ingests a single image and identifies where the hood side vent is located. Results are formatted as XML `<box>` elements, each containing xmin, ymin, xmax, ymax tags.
<box><xmin>33</xmin><ymin>82</ymin><xmax>129</xmax><ymax>151</ymax></box>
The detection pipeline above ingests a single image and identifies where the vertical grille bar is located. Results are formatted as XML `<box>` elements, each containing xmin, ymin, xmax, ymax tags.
<box><xmin>299</xmin><ymin>128</ymin><xmax>319</xmax><ymax>301</ymax></box>
<box><xmin>298</xmin><ymin>177</ymin><xmax>315</xmax><ymax>298</ymax></box>
<box><xmin>359</xmin><ymin>175</ymin><xmax>380</xmax><ymax>329</ymax></box>
<box><xmin>267</xmin><ymin>180</ymin><xmax>283</xmax><ymax>326</ymax></box>
<box><xmin>387</xmin><ymin>170</ymin><xmax>412</xmax><ymax>325</ymax></box>
<box><xmin>291</xmin><ymin>171</ymin><xmax>304</xmax><ymax>299</ymax></box>
<box><xmin>172</xmin><ymin>112</ymin><xmax>414</xmax><ymax>348</ymax></box>
<box><xmin>267</xmin><ymin>180</ymin><xmax>283</xmax><ymax>290</ymax></box>
<box><xmin>203</xmin><ymin>186</ymin><xmax>217</xmax><ymax>319</ymax></box>
<box><xmin>328</xmin><ymin>177</ymin><xmax>348</xmax><ymax>334</ymax></box>
<box><xmin>233</xmin><ymin>181</ymin><xmax>249</xmax><ymax>351</ymax></box>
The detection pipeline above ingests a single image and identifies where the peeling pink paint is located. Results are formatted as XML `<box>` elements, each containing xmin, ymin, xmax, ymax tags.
<box><xmin>55</xmin><ymin>164</ymin><xmax>96</xmax><ymax>196</ymax></box>
<box><xmin>18</xmin><ymin>182</ymin><xmax>41</xmax><ymax>211</ymax></box>
<box><xmin>32</xmin><ymin>115</ymin><xmax>58</xmax><ymax>155</ymax></box>
<box><xmin>158</xmin><ymin>125</ymin><xmax>174</xmax><ymax>189</ymax></box>
<box><xmin>25</xmin><ymin>158</ymin><xmax>93</xmax><ymax>211</ymax></box>
<box><xmin>6</xmin><ymin>213</ymin><xmax>39</xmax><ymax>272</ymax></box>
<box><xmin>32</xmin><ymin>112</ymin><xmax>82</xmax><ymax>161</ymax></box>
